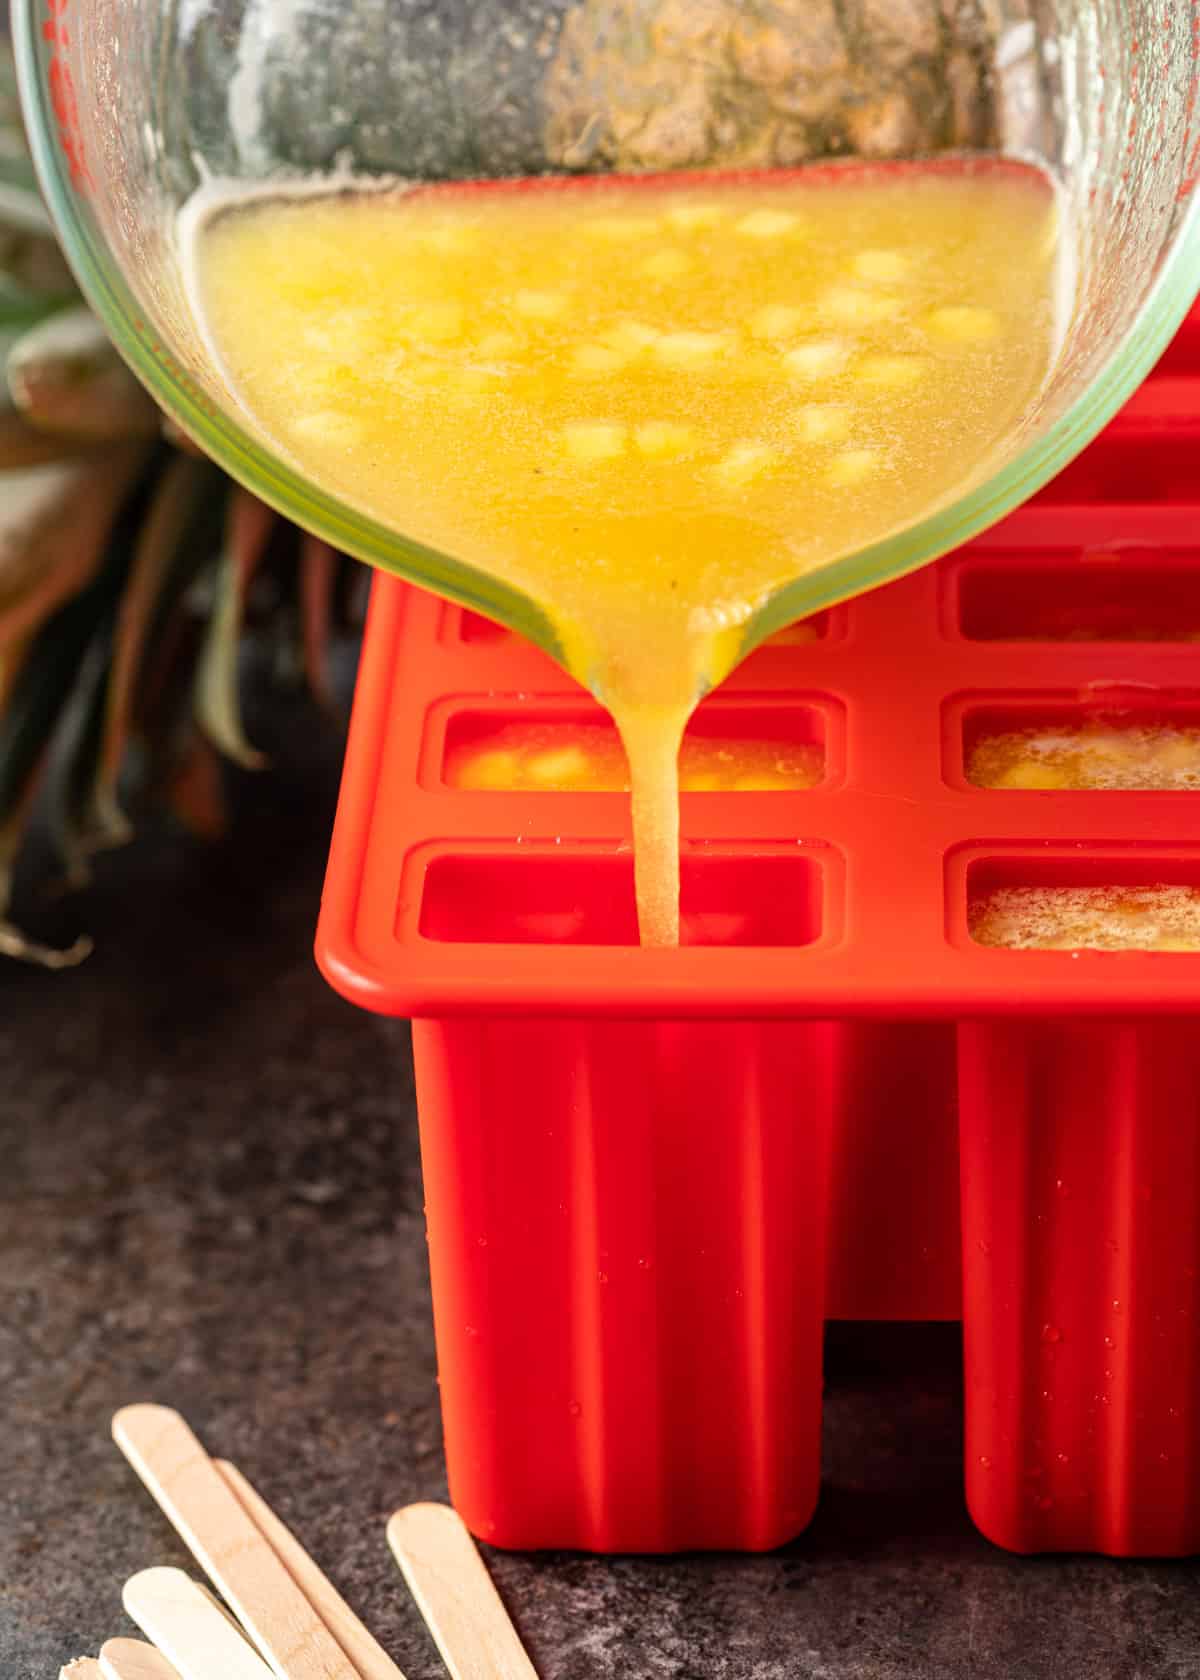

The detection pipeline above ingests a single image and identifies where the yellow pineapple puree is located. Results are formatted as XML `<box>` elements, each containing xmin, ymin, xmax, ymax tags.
<box><xmin>191</xmin><ymin>166</ymin><xmax>1062</xmax><ymax>944</ymax></box>
<box><xmin>971</xmin><ymin>886</ymin><xmax>1200</xmax><ymax>952</ymax></box>
<box><xmin>446</xmin><ymin>721</ymin><xmax>823</xmax><ymax>794</ymax></box>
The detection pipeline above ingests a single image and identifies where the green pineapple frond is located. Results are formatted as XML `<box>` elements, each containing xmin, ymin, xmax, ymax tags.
<box><xmin>0</xmin><ymin>42</ymin><xmax>361</xmax><ymax>968</ymax></box>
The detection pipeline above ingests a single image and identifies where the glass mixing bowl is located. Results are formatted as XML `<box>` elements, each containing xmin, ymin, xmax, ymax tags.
<box><xmin>13</xmin><ymin>0</ymin><xmax>1200</xmax><ymax>676</ymax></box>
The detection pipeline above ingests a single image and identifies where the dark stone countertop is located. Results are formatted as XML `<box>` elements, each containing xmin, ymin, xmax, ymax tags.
<box><xmin>3</xmin><ymin>672</ymin><xmax>1199</xmax><ymax>1680</ymax></box>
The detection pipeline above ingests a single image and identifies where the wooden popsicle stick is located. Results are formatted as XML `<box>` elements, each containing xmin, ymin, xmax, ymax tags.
<box><xmin>216</xmin><ymin>1458</ymin><xmax>408</xmax><ymax>1680</ymax></box>
<box><xmin>123</xmin><ymin>1568</ymin><xmax>276</xmax><ymax>1680</ymax></box>
<box><xmin>386</xmin><ymin>1505</ymin><xmax>538</xmax><ymax>1680</ymax></box>
<box><xmin>193</xmin><ymin>1579</ymin><xmax>256</xmax><ymax>1638</ymax></box>
<box><xmin>60</xmin><ymin>1660</ymin><xmax>104</xmax><ymax>1679</ymax></box>
<box><xmin>112</xmin><ymin>1405</ymin><xmax>358</xmax><ymax>1680</ymax></box>
<box><xmin>99</xmin><ymin>1635</ymin><xmax>186</xmax><ymax>1680</ymax></box>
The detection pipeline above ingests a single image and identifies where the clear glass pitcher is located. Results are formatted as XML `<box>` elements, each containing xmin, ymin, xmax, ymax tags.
<box><xmin>13</xmin><ymin>0</ymin><xmax>1200</xmax><ymax>672</ymax></box>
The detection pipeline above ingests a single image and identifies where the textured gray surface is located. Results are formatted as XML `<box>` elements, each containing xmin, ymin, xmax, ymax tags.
<box><xmin>3</xmin><ymin>675</ymin><xmax>1200</xmax><ymax>1680</ymax></box>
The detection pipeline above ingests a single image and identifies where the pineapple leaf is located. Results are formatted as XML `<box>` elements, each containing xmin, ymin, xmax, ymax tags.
<box><xmin>193</xmin><ymin>489</ymin><xmax>275</xmax><ymax>769</ymax></box>
<box><xmin>0</xmin><ymin>181</ymin><xmax>54</xmax><ymax>240</ymax></box>
<box><xmin>164</xmin><ymin>728</ymin><xmax>228</xmax><ymax>841</ymax></box>
<box><xmin>0</xmin><ymin>912</ymin><xmax>91</xmax><ymax>967</ymax></box>
<box><xmin>0</xmin><ymin>274</ymin><xmax>73</xmax><ymax>332</ymax></box>
<box><xmin>93</xmin><ymin>455</ymin><xmax>215</xmax><ymax>828</ymax></box>
<box><xmin>0</xmin><ymin>327</ymin><xmax>85</xmax><ymax>466</ymax></box>
<box><xmin>0</xmin><ymin>52</ymin><xmax>45</xmax><ymax>208</ymax></box>
<box><xmin>0</xmin><ymin>408</ymin><xmax>89</xmax><ymax>469</ymax></box>
<box><xmin>0</xmin><ymin>150</ymin><xmax>42</xmax><ymax>207</ymax></box>
<box><xmin>50</xmin><ymin>454</ymin><xmax>221</xmax><ymax>881</ymax></box>
<box><xmin>0</xmin><ymin>522</ymin><xmax>134</xmax><ymax>860</ymax></box>
<box><xmin>48</xmin><ymin>606</ymin><xmax>124</xmax><ymax>887</ymax></box>
<box><xmin>0</xmin><ymin>448</ymin><xmax>148</xmax><ymax>648</ymax></box>
<box><xmin>8</xmin><ymin>306</ymin><xmax>160</xmax><ymax>441</ymax></box>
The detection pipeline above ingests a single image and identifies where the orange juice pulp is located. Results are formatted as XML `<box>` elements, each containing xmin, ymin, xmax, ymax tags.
<box><xmin>193</xmin><ymin>167</ymin><xmax>1063</xmax><ymax>943</ymax></box>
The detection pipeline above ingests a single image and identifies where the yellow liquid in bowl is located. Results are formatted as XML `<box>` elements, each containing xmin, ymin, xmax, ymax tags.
<box><xmin>193</xmin><ymin>166</ymin><xmax>1061</xmax><ymax>944</ymax></box>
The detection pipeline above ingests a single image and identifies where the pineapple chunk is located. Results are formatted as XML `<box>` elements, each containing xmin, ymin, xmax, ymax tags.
<box><xmin>405</xmin><ymin>301</ymin><xmax>464</xmax><ymax>343</ymax></box>
<box><xmin>822</xmin><ymin>287</ymin><xmax>902</xmax><ymax>325</ymax></box>
<box><xmin>603</xmin><ymin>320</ymin><xmax>661</xmax><ymax>354</ymax></box>
<box><xmin>290</xmin><ymin>410</ymin><xmax>363</xmax><ymax>448</ymax></box>
<box><xmin>854</xmin><ymin>249</ymin><xmax>912</xmax><ymax>284</ymax></box>
<box><xmin>301</xmin><ymin>312</ymin><xmax>370</xmax><ymax>358</ymax></box>
<box><xmin>926</xmin><ymin>305</ymin><xmax>1000</xmax><ymax>342</ymax></box>
<box><xmin>514</xmin><ymin>289</ymin><xmax>569</xmax><ymax>320</ymax></box>
<box><xmin>641</xmin><ymin>248</ymin><xmax>691</xmax><ymax>281</ymax></box>
<box><xmin>795</xmin><ymin>404</ymin><xmax>852</xmax><ymax>444</ymax></box>
<box><xmin>457</xmin><ymin>749</ymin><xmax>520</xmax><ymax>790</ymax></box>
<box><xmin>666</xmin><ymin>202</ymin><xmax>724</xmax><ymax>231</ymax></box>
<box><xmin>713</xmin><ymin>441</ymin><xmax>780</xmax><ymax>489</ymax></box>
<box><xmin>570</xmin><ymin>344</ymin><xmax>633</xmax><ymax>377</ymax></box>
<box><xmin>635</xmin><ymin>420</ymin><xmax>698</xmax><ymax>461</ymax></box>
<box><xmin>654</xmin><ymin>331</ymin><xmax>730</xmax><ymax>369</ymax></box>
<box><xmin>750</xmin><ymin>304</ymin><xmax>806</xmax><ymax>341</ymax></box>
<box><xmin>476</xmin><ymin>329</ymin><xmax>521</xmax><ymax>357</ymax></box>
<box><xmin>783</xmin><ymin>339</ymin><xmax>850</xmax><ymax>380</ymax></box>
<box><xmin>562</xmin><ymin>420</ymin><xmax>628</xmax><ymax>462</ymax></box>
<box><xmin>527</xmin><ymin>746</ymin><xmax>592</xmax><ymax>785</ymax></box>
<box><xmin>994</xmin><ymin>759</ymin><xmax>1067</xmax><ymax>789</ymax></box>
<box><xmin>855</xmin><ymin>354</ymin><xmax>928</xmax><ymax>389</ymax></box>
<box><xmin>736</xmin><ymin>209</ymin><xmax>800</xmax><ymax>238</ymax></box>
<box><xmin>406</xmin><ymin>362</ymin><xmax>452</xmax><ymax>389</ymax></box>
<box><xmin>827</xmin><ymin>448</ymin><xmax>880</xmax><ymax>487</ymax></box>
<box><xmin>452</xmin><ymin>365</ymin><xmax>508</xmax><ymax>394</ymax></box>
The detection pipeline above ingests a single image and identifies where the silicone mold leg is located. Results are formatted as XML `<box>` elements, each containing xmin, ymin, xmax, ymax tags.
<box><xmin>958</xmin><ymin>1019</ymin><xmax>1200</xmax><ymax>1556</ymax></box>
<box><xmin>826</xmin><ymin>1022</ymin><xmax>961</xmax><ymax>1321</ymax></box>
<box><xmin>411</xmin><ymin>1014</ymin><xmax>835</xmax><ymax>1553</ymax></box>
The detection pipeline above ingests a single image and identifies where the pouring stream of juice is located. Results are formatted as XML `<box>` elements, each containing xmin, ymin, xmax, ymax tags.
<box><xmin>192</xmin><ymin>165</ymin><xmax>1063</xmax><ymax>945</ymax></box>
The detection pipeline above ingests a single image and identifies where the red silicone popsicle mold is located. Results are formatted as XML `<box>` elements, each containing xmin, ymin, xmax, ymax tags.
<box><xmin>318</xmin><ymin>301</ymin><xmax>1200</xmax><ymax>1558</ymax></box>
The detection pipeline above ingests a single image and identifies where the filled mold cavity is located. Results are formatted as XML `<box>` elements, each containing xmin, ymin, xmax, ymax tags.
<box><xmin>967</xmin><ymin>855</ymin><xmax>1200</xmax><ymax>951</ymax></box>
<box><xmin>959</xmin><ymin>696</ymin><xmax>1200</xmax><ymax>790</ymax></box>
<box><xmin>955</xmin><ymin>550</ymin><xmax>1200</xmax><ymax>642</ymax></box>
<box><xmin>418</xmin><ymin>848</ymin><xmax>825</xmax><ymax>947</ymax></box>
<box><xmin>443</xmin><ymin>700</ymin><xmax>830</xmax><ymax>792</ymax></box>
